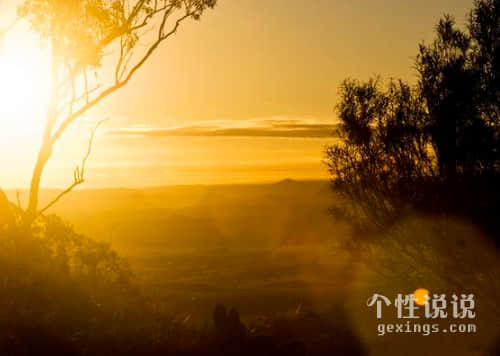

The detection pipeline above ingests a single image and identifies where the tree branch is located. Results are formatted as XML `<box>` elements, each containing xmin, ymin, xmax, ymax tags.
<box><xmin>38</xmin><ymin>120</ymin><xmax>105</xmax><ymax>216</ymax></box>
<box><xmin>50</xmin><ymin>11</ymin><xmax>193</xmax><ymax>145</ymax></box>
<box><xmin>23</xmin><ymin>0</ymin><xmax>215</xmax><ymax>217</ymax></box>
<box><xmin>16</xmin><ymin>192</ymin><xmax>22</xmax><ymax>210</ymax></box>
<box><xmin>57</xmin><ymin>0</ymin><xmax>174</xmax><ymax>90</ymax></box>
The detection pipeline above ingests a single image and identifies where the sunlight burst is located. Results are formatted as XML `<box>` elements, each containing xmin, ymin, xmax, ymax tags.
<box><xmin>0</xmin><ymin>25</ymin><xmax>51</xmax><ymax>139</ymax></box>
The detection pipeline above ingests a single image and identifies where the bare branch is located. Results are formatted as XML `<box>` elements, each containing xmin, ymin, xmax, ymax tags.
<box><xmin>130</xmin><ymin>3</ymin><xmax>173</xmax><ymax>32</ymax></box>
<box><xmin>23</xmin><ymin>0</ymin><xmax>216</xmax><ymax>217</ymax></box>
<box><xmin>50</xmin><ymin>10</ymin><xmax>193</xmax><ymax>145</ymax></box>
<box><xmin>116</xmin><ymin>36</ymin><xmax>126</xmax><ymax>83</ymax></box>
<box><xmin>38</xmin><ymin>120</ymin><xmax>106</xmax><ymax>216</ymax></box>
<box><xmin>16</xmin><ymin>192</ymin><xmax>22</xmax><ymax>210</ymax></box>
<box><xmin>56</xmin><ymin>0</ymin><xmax>159</xmax><ymax>90</ymax></box>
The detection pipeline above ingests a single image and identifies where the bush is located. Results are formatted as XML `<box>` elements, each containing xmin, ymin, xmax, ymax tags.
<box><xmin>326</xmin><ymin>0</ymin><xmax>500</xmax><ymax>241</ymax></box>
<box><xmin>0</xmin><ymin>192</ymin><xmax>368</xmax><ymax>355</ymax></box>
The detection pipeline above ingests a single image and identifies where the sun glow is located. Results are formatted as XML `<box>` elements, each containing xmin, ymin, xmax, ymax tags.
<box><xmin>0</xmin><ymin>23</ymin><xmax>54</xmax><ymax>188</ymax></box>
<box><xmin>0</xmin><ymin>24</ymin><xmax>51</xmax><ymax>140</ymax></box>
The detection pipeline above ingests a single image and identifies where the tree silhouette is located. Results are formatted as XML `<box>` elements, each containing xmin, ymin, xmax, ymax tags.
<box><xmin>16</xmin><ymin>0</ymin><xmax>216</xmax><ymax>222</ymax></box>
<box><xmin>326</xmin><ymin>0</ymin><xmax>500</xmax><ymax>239</ymax></box>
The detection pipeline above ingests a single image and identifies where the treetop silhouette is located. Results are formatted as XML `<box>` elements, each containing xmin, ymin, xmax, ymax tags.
<box><xmin>327</xmin><ymin>0</ymin><xmax>500</xmax><ymax>239</ymax></box>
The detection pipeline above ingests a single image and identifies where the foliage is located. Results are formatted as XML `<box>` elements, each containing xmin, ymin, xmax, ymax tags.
<box><xmin>326</xmin><ymin>78</ymin><xmax>436</xmax><ymax>227</ymax></box>
<box><xmin>0</xmin><ymin>193</ymin><xmax>144</xmax><ymax>354</ymax></box>
<box><xmin>0</xmin><ymin>192</ymin><xmax>368</xmax><ymax>355</ymax></box>
<box><xmin>16</xmin><ymin>0</ymin><xmax>216</xmax><ymax>218</ymax></box>
<box><xmin>326</xmin><ymin>0</ymin><xmax>500</xmax><ymax>238</ymax></box>
<box><xmin>19</xmin><ymin>0</ymin><xmax>215</xmax><ymax>67</ymax></box>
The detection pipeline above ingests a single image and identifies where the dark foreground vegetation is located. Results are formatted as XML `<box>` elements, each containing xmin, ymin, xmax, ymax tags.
<box><xmin>0</xmin><ymin>190</ymin><xmax>368</xmax><ymax>356</ymax></box>
<box><xmin>2</xmin><ymin>183</ymin><xmax>500</xmax><ymax>355</ymax></box>
<box><xmin>327</xmin><ymin>0</ymin><xmax>500</xmax><ymax>243</ymax></box>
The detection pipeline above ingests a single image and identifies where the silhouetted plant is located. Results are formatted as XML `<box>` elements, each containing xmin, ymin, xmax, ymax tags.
<box><xmin>0</xmin><ymin>196</ymin><xmax>370</xmax><ymax>356</ymax></box>
<box><xmin>326</xmin><ymin>0</ymin><xmax>500</xmax><ymax>239</ymax></box>
<box><xmin>213</xmin><ymin>304</ymin><xmax>246</xmax><ymax>341</ymax></box>
<box><xmin>12</xmin><ymin>0</ymin><xmax>216</xmax><ymax>222</ymax></box>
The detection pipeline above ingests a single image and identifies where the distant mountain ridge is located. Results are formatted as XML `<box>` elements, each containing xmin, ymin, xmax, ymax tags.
<box><xmin>6</xmin><ymin>180</ymin><xmax>346</xmax><ymax>253</ymax></box>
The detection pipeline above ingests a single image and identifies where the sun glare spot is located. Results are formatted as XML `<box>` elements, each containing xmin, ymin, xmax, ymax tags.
<box><xmin>413</xmin><ymin>288</ymin><xmax>430</xmax><ymax>306</ymax></box>
<box><xmin>0</xmin><ymin>24</ymin><xmax>51</xmax><ymax>140</ymax></box>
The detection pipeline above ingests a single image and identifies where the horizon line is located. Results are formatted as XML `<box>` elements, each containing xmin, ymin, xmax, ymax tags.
<box><xmin>3</xmin><ymin>178</ymin><xmax>330</xmax><ymax>192</ymax></box>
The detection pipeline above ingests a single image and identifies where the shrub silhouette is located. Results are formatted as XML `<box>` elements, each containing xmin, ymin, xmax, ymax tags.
<box><xmin>0</xmin><ymin>191</ymin><xmax>145</xmax><ymax>354</ymax></box>
<box><xmin>0</xmin><ymin>192</ymin><xmax>186</xmax><ymax>355</ymax></box>
<box><xmin>210</xmin><ymin>303</ymin><xmax>365</xmax><ymax>356</ymax></box>
<box><xmin>326</xmin><ymin>0</ymin><xmax>500</xmax><ymax>241</ymax></box>
<box><xmin>0</xmin><ymin>192</ymin><xmax>368</xmax><ymax>355</ymax></box>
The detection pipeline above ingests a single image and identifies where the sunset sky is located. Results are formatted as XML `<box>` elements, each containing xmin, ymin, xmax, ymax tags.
<box><xmin>0</xmin><ymin>0</ymin><xmax>472</xmax><ymax>189</ymax></box>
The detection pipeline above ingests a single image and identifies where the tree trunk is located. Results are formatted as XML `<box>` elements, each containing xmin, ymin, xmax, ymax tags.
<box><xmin>25</xmin><ymin>50</ymin><xmax>59</xmax><ymax>223</ymax></box>
<box><xmin>26</xmin><ymin>142</ymin><xmax>53</xmax><ymax>220</ymax></box>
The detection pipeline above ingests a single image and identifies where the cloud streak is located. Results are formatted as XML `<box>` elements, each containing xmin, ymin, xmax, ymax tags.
<box><xmin>107</xmin><ymin>118</ymin><xmax>339</xmax><ymax>139</ymax></box>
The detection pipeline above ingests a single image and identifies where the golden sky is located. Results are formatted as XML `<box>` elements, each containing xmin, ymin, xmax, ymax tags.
<box><xmin>99</xmin><ymin>0</ymin><xmax>472</xmax><ymax>123</ymax></box>
<box><xmin>0</xmin><ymin>0</ymin><xmax>473</xmax><ymax>188</ymax></box>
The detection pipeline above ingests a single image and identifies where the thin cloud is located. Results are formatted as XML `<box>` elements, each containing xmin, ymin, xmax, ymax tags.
<box><xmin>107</xmin><ymin>118</ymin><xmax>340</xmax><ymax>138</ymax></box>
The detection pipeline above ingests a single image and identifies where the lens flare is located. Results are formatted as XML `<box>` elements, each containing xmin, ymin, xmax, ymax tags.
<box><xmin>413</xmin><ymin>288</ymin><xmax>430</xmax><ymax>306</ymax></box>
